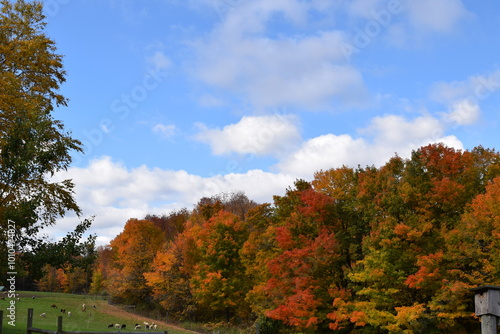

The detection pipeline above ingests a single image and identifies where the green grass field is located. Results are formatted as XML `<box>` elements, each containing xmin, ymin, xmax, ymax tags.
<box><xmin>0</xmin><ymin>291</ymin><xmax>197</xmax><ymax>334</ymax></box>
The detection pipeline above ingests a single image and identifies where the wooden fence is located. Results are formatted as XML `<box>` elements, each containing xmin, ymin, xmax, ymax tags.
<box><xmin>0</xmin><ymin>308</ymin><xmax>168</xmax><ymax>334</ymax></box>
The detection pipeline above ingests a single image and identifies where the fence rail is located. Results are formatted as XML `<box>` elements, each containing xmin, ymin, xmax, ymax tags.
<box><xmin>25</xmin><ymin>308</ymin><xmax>169</xmax><ymax>334</ymax></box>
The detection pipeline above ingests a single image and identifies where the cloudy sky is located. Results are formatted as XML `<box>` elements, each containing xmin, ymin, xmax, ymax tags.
<box><xmin>42</xmin><ymin>0</ymin><xmax>500</xmax><ymax>245</ymax></box>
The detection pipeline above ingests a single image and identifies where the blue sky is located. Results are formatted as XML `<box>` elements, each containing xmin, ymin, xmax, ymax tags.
<box><xmin>42</xmin><ymin>0</ymin><xmax>500</xmax><ymax>244</ymax></box>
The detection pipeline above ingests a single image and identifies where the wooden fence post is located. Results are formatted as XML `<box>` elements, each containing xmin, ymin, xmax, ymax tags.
<box><xmin>57</xmin><ymin>316</ymin><xmax>63</xmax><ymax>334</ymax></box>
<box><xmin>27</xmin><ymin>308</ymin><xmax>33</xmax><ymax>334</ymax></box>
<box><xmin>472</xmin><ymin>285</ymin><xmax>500</xmax><ymax>334</ymax></box>
<box><xmin>0</xmin><ymin>310</ymin><xmax>3</xmax><ymax>334</ymax></box>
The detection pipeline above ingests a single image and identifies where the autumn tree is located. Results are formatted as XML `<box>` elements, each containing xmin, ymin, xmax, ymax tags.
<box><xmin>0</xmin><ymin>0</ymin><xmax>90</xmax><ymax>283</ymax></box>
<box><xmin>89</xmin><ymin>245</ymin><xmax>113</xmax><ymax>295</ymax></box>
<box><xmin>189</xmin><ymin>210</ymin><xmax>250</xmax><ymax>322</ymax></box>
<box><xmin>145</xmin><ymin>197</ymin><xmax>238</xmax><ymax>321</ymax></box>
<box><xmin>108</xmin><ymin>219</ymin><xmax>165</xmax><ymax>304</ymax></box>
<box><xmin>145</xmin><ymin>232</ymin><xmax>198</xmax><ymax>320</ymax></box>
<box><xmin>249</xmin><ymin>181</ymin><xmax>343</xmax><ymax>332</ymax></box>
<box><xmin>190</xmin><ymin>192</ymin><xmax>257</xmax><ymax>224</ymax></box>
<box><xmin>37</xmin><ymin>264</ymin><xmax>63</xmax><ymax>292</ymax></box>
<box><xmin>241</xmin><ymin>204</ymin><xmax>279</xmax><ymax>318</ymax></box>
<box><xmin>145</xmin><ymin>208</ymin><xmax>190</xmax><ymax>241</ymax></box>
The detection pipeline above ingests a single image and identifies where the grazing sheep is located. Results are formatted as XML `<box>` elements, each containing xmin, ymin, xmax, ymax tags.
<box><xmin>107</xmin><ymin>324</ymin><xmax>114</xmax><ymax>328</ymax></box>
<box><xmin>121</xmin><ymin>324</ymin><xmax>126</xmax><ymax>329</ymax></box>
<box><xmin>114</xmin><ymin>324</ymin><xmax>121</xmax><ymax>329</ymax></box>
<box><xmin>143</xmin><ymin>321</ymin><xmax>150</xmax><ymax>326</ymax></box>
<box><xmin>134</xmin><ymin>324</ymin><xmax>141</xmax><ymax>330</ymax></box>
<box><xmin>51</xmin><ymin>304</ymin><xmax>57</xmax><ymax>308</ymax></box>
<box><xmin>67</xmin><ymin>311</ymin><xmax>71</xmax><ymax>317</ymax></box>
<box><xmin>40</xmin><ymin>313</ymin><xmax>46</xmax><ymax>318</ymax></box>
<box><xmin>60</xmin><ymin>309</ymin><xmax>66</xmax><ymax>314</ymax></box>
<box><xmin>152</xmin><ymin>324</ymin><xmax>158</xmax><ymax>330</ymax></box>
<box><xmin>82</xmin><ymin>303</ymin><xmax>86</xmax><ymax>312</ymax></box>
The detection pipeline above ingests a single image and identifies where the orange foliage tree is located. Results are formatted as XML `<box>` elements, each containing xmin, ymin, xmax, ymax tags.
<box><xmin>189</xmin><ymin>210</ymin><xmax>250</xmax><ymax>321</ymax></box>
<box><xmin>107</xmin><ymin>219</ymin><xmax>165</xmax><ymax>304</ymax></box>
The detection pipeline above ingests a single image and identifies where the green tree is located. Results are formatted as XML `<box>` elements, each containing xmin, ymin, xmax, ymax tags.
<box><xmin>0</xmin><ymin>0</ymin><xmax>83</xmax><ymax>277</ymax></box>
<box><xmin>21</xmin><ymin>217</ymin><xmax>96</xmax><ymax>282</ymax></box>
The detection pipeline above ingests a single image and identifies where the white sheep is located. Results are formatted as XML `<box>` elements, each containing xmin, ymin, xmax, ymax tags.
<box><xmin>67</xmin><ymin>311</ymin><xmax>71</xmax><ymax>316</ymax></box>
<box><xmin>134</xmin><ymin>324</ymin><xmax>141</xmax><ymax>330</ymax></box>
<box><xmin>114</xmin><ymin>323</ymin><xmax>121</xmax><ymax>329</ymax></box>
<box><xmin>40</xmin><ymin>313</ymin><xmax>46</xmax><ymax>318</ymax></box>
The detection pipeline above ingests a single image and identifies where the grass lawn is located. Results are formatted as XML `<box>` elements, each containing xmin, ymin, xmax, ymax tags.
<box><xmin>0</xmin><ymin>291</ymin><xmax>198</xmax><ymax>334</ymax></box>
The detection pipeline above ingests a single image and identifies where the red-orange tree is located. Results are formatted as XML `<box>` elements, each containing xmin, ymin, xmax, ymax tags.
<box><xmin>257</xmin><ymin>181</ymin><xmax>345</xmax><ymax>331</ymax></box>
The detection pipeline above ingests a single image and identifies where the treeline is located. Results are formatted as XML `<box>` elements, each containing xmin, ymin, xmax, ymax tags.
<box><xmin>73</xmin><ymin>144</ymin><xmax>500</xmax><ymax>332</ymax></box>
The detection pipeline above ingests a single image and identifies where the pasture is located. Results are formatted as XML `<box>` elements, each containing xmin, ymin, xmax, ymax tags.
<box><xmin>0</xmin><ymin>291</ymin><xmax>198</xmax><ymax>334</ymax></box>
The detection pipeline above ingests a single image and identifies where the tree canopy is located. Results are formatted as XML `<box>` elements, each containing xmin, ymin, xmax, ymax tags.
<box><xmin>0</xmin><ymin>0</ymin><xmax>87</xmax><ymax>283</ymax></box>
<box><xmin>0</xmin><ymin>0</ymin><xmax>82</xmax><ymax>234</ymax></box>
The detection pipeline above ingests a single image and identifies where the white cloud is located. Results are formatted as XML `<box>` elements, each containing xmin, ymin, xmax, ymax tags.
<box><xmin>407</xmin><ymin>0</ymin><xmax>470</xmax><ymax>33</ymax></box>
<box><xmin>194</xmin><ymin>114</ymin><xmax>301</xmax><ymax>157</ymax></box>
<box><xmin>430</xmin><ymin>80</ymin><xmax>472</xmax><ymax>104</ymax></box>
<box><xmin>198</xmin><ymin>93</ymin><xmax>226</xmax><ymax>107</ymax></box>
<box><xmin>430</xmin><ymin>69</ymin><xmax>500</xmax><ymax>126</ymax></box>
<box><xmin>366</xmin><ymin>114</ymin><xmax>444</xmax><ymax>145</ymax></box>
<box><xmin>196</xmin><ymin>31</ymin><xmax>367</xmax><ymax>109</ymax></box>
<box><xmin>276</xmin><ymin>114</ymin><xmax>463</xmax><ymax>178</ymax></box>
<box><xmin>189</xmin><ymin>0</ymin><xmax>475</xmax><ymax>111</ymax></box>
<box><xmin>147</xmin><ymin>51</ymin><xmax>171</xmax><ymax>71</ymax></box>
<box><xmin>275</xmin><ymin>134</ymin><xmax>369</xmax><ymax>176</ymax></box>
<box><xmin>192</xmin><ymin>1</ymin><xmax>369</xmax><ymax>110</ymax></box>
<box><xmin>446</xmin><ymin>99</ymin><xmax>480</xmax><ymax>125</ymax></box>
<box><xmin>152</xmin><ymin>123</ymin><xmax>177</xmax><ymax>138</ymax></box>
<box><xmin>347</xmin><ymin>0</ymin><xmax>385</xmax><ymax>19</ymax></box>
<box><xmin>430</xmin><ymin>70</ymin><xmax>500</xmax><ymax>104</ymax></box>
